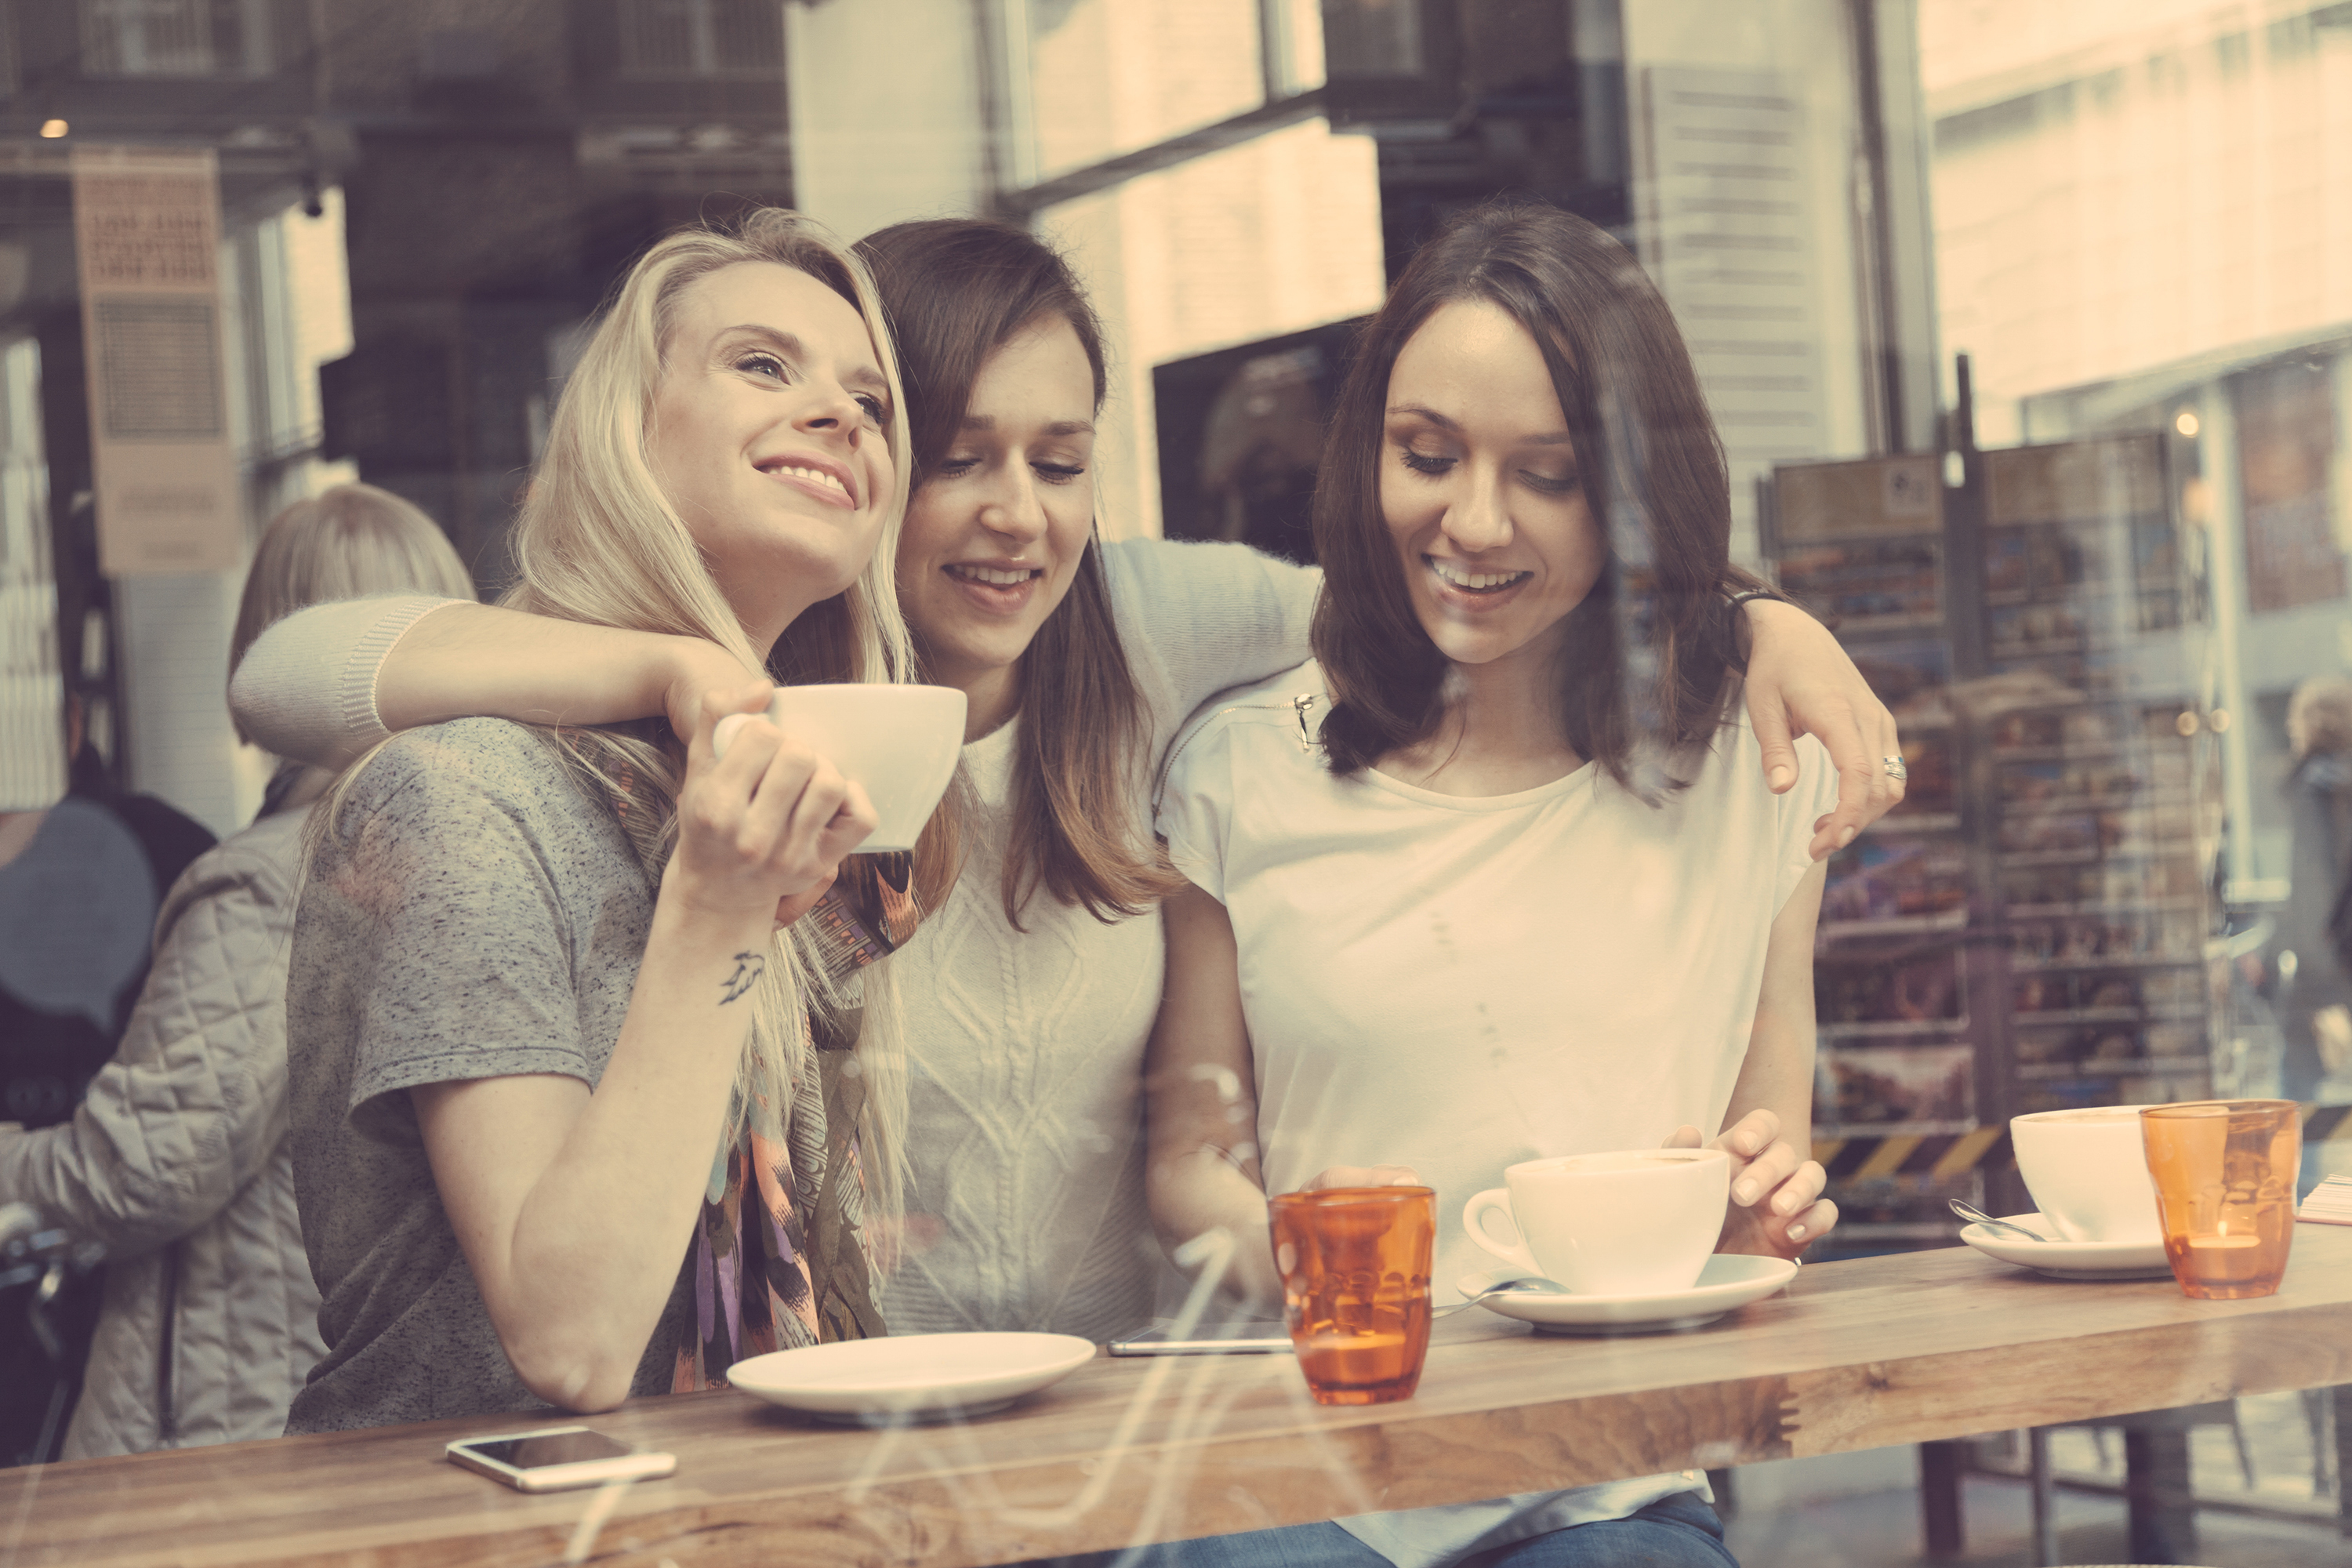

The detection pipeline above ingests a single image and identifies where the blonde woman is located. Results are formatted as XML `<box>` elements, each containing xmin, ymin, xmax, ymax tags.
<box><xmin>280</xmin><ymin>211</ymin><xmax>922</xmax><ymax>1433</ymax></box>
<box><xmin>0</xmin><ymin>485</ymin><xmax>474</xmax><ymax>1460</ymax></box>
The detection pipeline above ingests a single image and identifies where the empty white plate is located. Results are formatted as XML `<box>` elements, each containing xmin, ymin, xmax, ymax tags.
<box><xmin>728</xmin><ymin>1332</ymin><xmax>1097</xmax><ymax>1425</ymax></box>
<box><xmin>1456</xmin><ymin>1254</ymin><xmax>1798</xmax><ymax>1337</ymax></box>
<box><xmin>1958</xmin><ymin>1212</ymin><xmax>2173</xmax><ymax>1281</ymax></box>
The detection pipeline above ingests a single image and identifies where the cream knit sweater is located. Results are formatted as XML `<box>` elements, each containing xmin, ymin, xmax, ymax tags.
<box><xmin>229</xmin><ymin>539</ymin><xmax>1317</xmax><ymax>1344</ymax></box>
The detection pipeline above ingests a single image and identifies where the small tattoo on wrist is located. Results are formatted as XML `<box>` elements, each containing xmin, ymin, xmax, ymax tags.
<box><xmin>720</xmin><ymin>951</ymin><xmax>766</xmax><ymax>1005</ymax></box>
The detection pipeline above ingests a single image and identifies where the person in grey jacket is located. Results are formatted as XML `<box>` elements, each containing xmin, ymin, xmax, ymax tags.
<box><xmin>2279</xmin><ymin>675</ymin><xmax>2352</xmax><ymax>1105</ymax></box>
<box><xmin>0</xmin><ymin>483</ymin><xmax>475</xmax><ymax>1459</ymax></box>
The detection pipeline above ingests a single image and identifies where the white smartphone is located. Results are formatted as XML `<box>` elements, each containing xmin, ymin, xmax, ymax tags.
<box><xmin>1105</xmin><ymin>1320</ymin><xmax>1294</xmax><ymax>1356</ymax></box>
<box><xmin>445</xmin><ymin>1425</ymin><xmax>677</xmax><ymax>1493</ymax></box>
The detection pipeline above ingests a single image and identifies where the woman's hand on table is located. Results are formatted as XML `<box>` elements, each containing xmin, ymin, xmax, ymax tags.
<box><xmin>1665</xmin><ymin>1111</ymin><xmax>1836</xmax><ymax>1260</ymax></box>
<box><xmin>1738</xmin><ymin>597</ymin><xmax>1905</xmax><ymax>860</ymax></box>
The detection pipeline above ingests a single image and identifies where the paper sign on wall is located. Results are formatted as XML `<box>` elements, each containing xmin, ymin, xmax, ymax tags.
<box><xmin>71</xmin><ymin>145</ymin><xmax>242</xmax><ymax>576</ymax></box>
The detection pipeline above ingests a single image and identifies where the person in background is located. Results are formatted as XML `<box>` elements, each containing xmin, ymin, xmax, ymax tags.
<box><xmin>2</xmin><ymin>692</ymin><xmax>215</xmax><ymax>1468</ymax></box>
<box><xmin>0</xmin><ymin>484</ymin><xmax>477</xmax><ymax>1463</ymax></box>
<box><xmin>2278</xmin><ymin>675</ymin><xmax>2352</xmax><ymax>1106</ymax></box>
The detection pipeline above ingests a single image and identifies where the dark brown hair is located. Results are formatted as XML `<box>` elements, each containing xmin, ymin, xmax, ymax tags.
<box><xmin>1310</xmin><ymin>200</ymin><xmax>1762</xmax><ymax>789</ymax></box>
<box><xmin>857</xmin><ymin>219</ymin><xmax>1183</xmax><ymax>927</ymax></box>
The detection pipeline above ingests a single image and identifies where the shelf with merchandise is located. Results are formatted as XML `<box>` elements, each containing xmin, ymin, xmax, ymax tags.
<box><xmin>1818</xmin><ymin>910</ymin><xmax>1971</xmax><ymax>942</ymax></box>
<box><xmin>1820</xmin><ymin>1018</ymin><xmax>1970</xmax><ymax>1041</ymax></box>
<box><xmin>2001</xmin><ymin>896</ymin><xmax>2205</xmax><ymax>920</ymax></box>
<box><xmin>2005</xmin><ymin>1006</ymin><xmax>2205</xmax><ymax>1028</ymax></box>
<box><xmin>2008</xmin><ymin>953</ymin><xmax>2204</xmax><ymax>973</ymax></box>
<box><xmin>2016</xmin><ymin>1056</ymin><xmax>2210</xmax><ymax>1082</ymax></box>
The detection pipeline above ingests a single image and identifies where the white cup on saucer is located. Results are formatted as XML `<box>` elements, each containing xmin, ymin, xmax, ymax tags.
<box><xmin>2009</xmin><ymin>1105</ymin><xmax>2165</xmax><ymax>1245</ymax></box>
<box><xmin>1461</xmin><ymin>1149</ymin><xmax>1730</xmax><ymax>1297</ymax></box>
<box><xmin>712</xmin><ymin>684</ymin><xmax>966</xmax><ymax>853</ymax></box>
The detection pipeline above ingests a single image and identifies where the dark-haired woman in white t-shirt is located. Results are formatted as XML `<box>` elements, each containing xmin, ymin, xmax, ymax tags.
<box><xmin>1145</xmin><ymin>202</ymin><xmax>1842</xmax><ymax>1568</ymax></box>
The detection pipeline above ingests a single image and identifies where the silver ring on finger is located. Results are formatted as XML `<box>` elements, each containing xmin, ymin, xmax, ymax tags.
<box><xmin>1882</xmin><ymin>755</ymin><xmax>1907</xmax><ymax>782</ymax></box>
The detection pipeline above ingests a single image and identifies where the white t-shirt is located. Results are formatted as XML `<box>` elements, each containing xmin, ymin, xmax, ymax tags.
<box><xmin>1156</xmin><ymin>660</ymin><xmax>1835</xmax><ymax>1567</ymax></box>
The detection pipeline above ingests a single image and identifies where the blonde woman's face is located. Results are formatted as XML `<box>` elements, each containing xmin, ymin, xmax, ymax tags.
<box><xmin>647</xmin><ymin>261</ymin><xmax>897</xmax><ymax>644</ymax></box>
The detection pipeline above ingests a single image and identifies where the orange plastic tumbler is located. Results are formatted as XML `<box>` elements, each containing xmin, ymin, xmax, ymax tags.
<box><xmin>2139</xmin><ymin>1099</ymin><xmax>2300</xmax><ymax>1301</ymax></box>
<box><xmin>1267</xmin><ymin>1185</ymin><xmax>1436</xmax><ymax>1406</ymax></box>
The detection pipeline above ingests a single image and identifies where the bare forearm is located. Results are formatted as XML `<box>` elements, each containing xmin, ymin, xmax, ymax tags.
<box><xmin>460</xmin><ymin>901</ymin><xmax>770</xmax><ymax>1410</ymax></box>
<box><xmin>1146</xmin><ymin>1149</ymin><xmax>1283</xmax><ymax>1308</ymax></box>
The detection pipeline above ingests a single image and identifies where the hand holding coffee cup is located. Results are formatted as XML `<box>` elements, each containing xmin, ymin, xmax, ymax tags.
<box><xmin>1462</xmin><ymin>1149</ymin><xmax>1730</xmax><ymax>1296</ymax></box>
<box><xmin>1664</xmin><ymin>1109</ymin><xmax>1835</xmax><ymax>1258</ymax></box>
<box><xmin>711</xmin><ymin>684</ymin><xmax>967</xmax><ymax>853</ymax></box>
<box><xmin>675</xmin><ymin>684</ymin><xmax>878</xmax><ymax>924</ymax></box>
<box><xmin>2010</xmin><ymin>1105</ymin><xmax>2165</xmax><ymax>1244</ymax></box>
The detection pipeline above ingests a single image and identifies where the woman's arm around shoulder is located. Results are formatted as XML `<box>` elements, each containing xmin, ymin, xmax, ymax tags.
<box><xmin>230</xmin><ymin>597</ymin><xmax>764</xmax><ymax>771</ymax></box>
<box><xmin>1738</xmin><ymin>597</ymin><xmax>1905</xmax><ymax>860</ymax></box>
<box><xmin>1103</xmin><ymin>538</ymin><xmax>1319</xmax><ymax>726</ymax></box>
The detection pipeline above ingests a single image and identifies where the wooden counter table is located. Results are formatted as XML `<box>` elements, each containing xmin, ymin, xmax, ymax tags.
<box><xmin>12</xmin><ymin>1226</ymin><xmax>2352</xmax><ymax>1568</ymax></box>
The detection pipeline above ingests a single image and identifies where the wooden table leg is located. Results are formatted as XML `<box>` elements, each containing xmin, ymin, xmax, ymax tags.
<box><xmin>2335</xmin><ymin>1385</ymin><xmax>2352</xmax><ymax>1536</ymax></box>
<box><xmin>2028</xmin><ymin>1427</ymin><xmax>2056</xmax><ymax>1568</ymax></box>
<box><xmin>1920</xmin><ymin>1439</ymin><xmax>1967</xmax><ymax>1558</ymax></box>
<box><xmin>2124</xmin><ymin>1426</ymin><xmax>2198</xmax><ymax>1563</ymax></box>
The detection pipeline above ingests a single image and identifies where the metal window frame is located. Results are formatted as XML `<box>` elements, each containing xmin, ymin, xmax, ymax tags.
<box><xmin>985</xmin><ymin>0</ymin><xmax>1324</xmax><ymax>222</ymax></box>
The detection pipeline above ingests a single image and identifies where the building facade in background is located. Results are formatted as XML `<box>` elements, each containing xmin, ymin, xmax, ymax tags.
<box><xmin>1927</xmin><ymin>0</ymin><xmax>2352</xmax><ymax>895</ymax></box>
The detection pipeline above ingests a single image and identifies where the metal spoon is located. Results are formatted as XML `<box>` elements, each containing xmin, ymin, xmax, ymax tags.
<box><xmin>1950</xmin><ymin>1199</ymin><xmax>2050</xmax><ymax>1243</ymax></box>
<box><xmin>1437</xmin><ymin>1277</ymin><xmax>1570</xmax><ymax>1317</ymax></box>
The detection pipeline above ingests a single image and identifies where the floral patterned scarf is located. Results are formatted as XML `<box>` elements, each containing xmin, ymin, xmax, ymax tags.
<box><xmin>670</xmin><ymin>851</ymin><xmax>920</xmax><ymax>1389</ymax></box>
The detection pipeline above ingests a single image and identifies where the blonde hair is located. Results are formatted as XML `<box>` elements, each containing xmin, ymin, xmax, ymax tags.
<box><xmin>502</xmin><ymin>208</ymin><xmax>920</xmax><ymax>1221</ymax></box>
<box><xmin>2291</xmin><ymin>676</ymin><xmax>2352</xmax><ymax>762</ymax></box>
<box><xmin>229</xmin><ymin>483</ymin><xmax>475</xmax><ymax>742</ymax></box>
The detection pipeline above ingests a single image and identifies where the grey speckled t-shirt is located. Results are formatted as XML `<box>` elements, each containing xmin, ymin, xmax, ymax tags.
<box><xmin>284</xmin><ymin>717</ymin><xmax>691</xmax><ymax>1434</ymax></box>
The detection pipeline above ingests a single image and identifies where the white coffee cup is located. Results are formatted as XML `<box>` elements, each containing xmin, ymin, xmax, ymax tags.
<box><xmin>1461</xmin><ymin>1148</ymin><xmax>1730</xmax><ymax>1297</ymax></box>
<box><xmin>711</xmin><ymin>684</ymin><xmax>966</xmax><ymax>853</ymax></box>
<box><xmin>2009</xmin><ymin>1105</ymin><xmax>2165</xmax><ymax>1244</ymax></box>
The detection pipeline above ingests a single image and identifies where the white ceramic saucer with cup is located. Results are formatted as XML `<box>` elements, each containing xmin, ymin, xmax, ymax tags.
<box><xmin>1457</xmin><ymin>1256</ymin><xmax>1796</xmax><ymax>1336</ymax></box>
<box><xmin>728</xmin><ymin>1331</ymin><xmax>1095</xmax><ymax>1425</ymax></box>
<box><xmin>712</xmin><ymin>684</ymin><xmax>966</xmax><ymax>853</ymax></box>
<box><xmin>1462</xmin><ymin>1146</ymin><xmax>1731</xmax><ymax>1299</ymax></box>
<box><xmin>1956</xmin><ymin>1212</ymin><xmax>2172</xmax><ymax>1281</ymax></box>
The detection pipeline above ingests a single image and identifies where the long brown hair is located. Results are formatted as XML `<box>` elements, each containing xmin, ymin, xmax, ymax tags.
<box><xmin>858</xmin><ymin>218</ymin><xmax>1182</xmax><ymax>927</ymax></box>
<box><xmin>1310</xmin><ymin>201</ymin><xmax>1762</xmax><ymax>791</ymax></box>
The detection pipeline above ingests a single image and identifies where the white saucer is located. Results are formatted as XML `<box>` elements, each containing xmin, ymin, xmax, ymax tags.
<box><xmin>1456</xmin><ymin>1254</ymin><xmax>1798</xmax><ymax>1337</ymax></box>
<box><xmin>728</xmin><ymin>1332</ymin><xmax>1096</xmax><ymax>1425</ymax></box>
<box><xmin>1958</xmin><ymin>1212</ymin><xmax>2173</xmax><ymax>1281</ymax></box>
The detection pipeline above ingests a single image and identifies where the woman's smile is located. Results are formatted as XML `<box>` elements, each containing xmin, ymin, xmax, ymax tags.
<box><xmin>942</xmin><ymin>558</ymin><xmax>1047</xmax><ymax>613</ymax></box>
<box><xmin>1424</xmin><ymin>556</ymin><xmax>1535</xmax><ymax>601</ymax></box>
<box><xmin>756</xmin><ymin>453</ymin><xmax>857</xmax><ymax>509</ymax></box>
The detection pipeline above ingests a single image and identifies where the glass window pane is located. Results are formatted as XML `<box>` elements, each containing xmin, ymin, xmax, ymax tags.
<box><xmin>1624</xmin><ymin>0</ymin><xmax>1873</xmax><ymax>567</ymax></box>
<box><xmin>1028</xmin><ymin>0</ymin><xmax>1269</xmax><ymax>180</ymax></box>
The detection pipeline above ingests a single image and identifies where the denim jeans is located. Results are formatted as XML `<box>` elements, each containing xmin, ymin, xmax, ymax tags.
<box><xmin>1031</xmin><ymin>1492</ymin><xmax>1738</xmax><ymax>1568</ymax></box>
